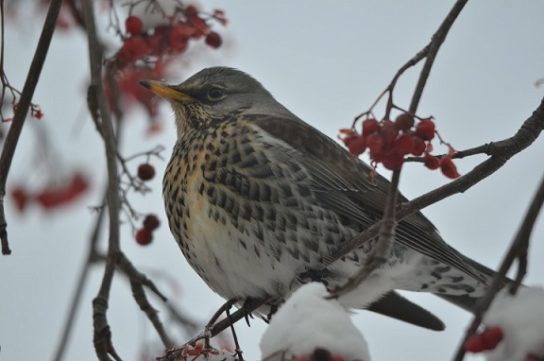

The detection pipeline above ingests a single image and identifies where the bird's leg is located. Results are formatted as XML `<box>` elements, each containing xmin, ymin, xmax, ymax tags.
<box><xmin>241</xmin><ymin>298</ymin><xmax>256</xmax><ymax>327</ymax></box>
<box><xmin>205</xmin><ymin>298</ymin><xmax>238</xmax><ymax>345</ymax></box>
<box><xmin>226</xmin><ymin>306</ymin><xmax>244</xmax><ymax>361</ymax></box>
<box><xmin>265</xmin><ymin>304</ymin><xmax>279</xmax><ymax>323</ymax></box>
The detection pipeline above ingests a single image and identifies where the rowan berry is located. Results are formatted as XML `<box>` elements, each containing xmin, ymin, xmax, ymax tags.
<box><xmin>392</xmin><ymin>134</ymin><xmax>414</xmax><ymax>155</ymax></box>
<box><xmin>424</xmin><ymin>154</ymin><xmax>440</xmax><ymax>170</ymax></box>
<box><xmin>143</xmin><ymin>214</ymin><xmax>160</xmax><ymax>231</ymax></box>
<box><xmin>118</xmin><ymin>36</ymin><xmax>148</xmax><ymax>63</ymax></box>
<box><xmin>382</xmin><ymin>152</ymin><xmax>404</xmax><ymax>171</ymax></box>
<box><xmin>125</xmin><ymin>16</ymin><xmax>143</xmax><ymax>35</ymax></box>
<box><xmin>440</xmin><ymin>156</ymin><xmax>460</xmax><ymax>179</ymax></box>
<box><xmin>411</xmin><ymin>136</ymin><xmax>426</xmax><ymax>156</ymax></box>
<box><xmin>395</xmin><ymin>113</ymin><xmax>414</xmax><ymax>131</ymax></box>
<box><xmin>362</xmin><ymin>118</ymin><xmax>380</xmax><ymax>136</ymax></box>
<box><xmin>380</xmin><ymin>120</ymin><xmax>398</xmax><ymax>145</ymax></box>
<box><xmin>366</xmin><ymin>133</ymin><xmax>384</xmax><ymax>157</ymax></box>
<box><xmin>137</xmin><ymin>163</ymin><xmax>155</xmax><ymax>181</ymax></box>
<box><xmin>480</xmin><ymin>326</ymin><xmax>504</xmax><ymax>349</ymax></box>
<box><xmin>345</xmin><ymin>135</ymin><xmax>366</xmax><ymax>156</ymax></box>
<box><xmin>464</xmin><ymin>335</ymin><xmax>485</xmax><ymax>353</ymax></box>
<box><xmin>415</xmin><ymin>119</ymin><xmax>435</xmax><ymax>141</ymax></box>
<box><xmin>135</xmin><ymin>228</ymin><xmax>153</xmax><ymax>245</ymax></box>
<box><xmin>205</xmin><ymin>31</ymin><xmax>222</xmax><ymax>48</ymax></box>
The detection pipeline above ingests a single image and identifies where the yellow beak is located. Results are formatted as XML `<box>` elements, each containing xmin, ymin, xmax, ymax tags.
<box><xmin>139</xmin><ymin>80</ymin><xmax>194</xmax><ymax>103</ymax></box>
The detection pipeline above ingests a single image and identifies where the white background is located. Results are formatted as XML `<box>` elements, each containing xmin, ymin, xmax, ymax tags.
<box><xmin>1</xmin><ymin>1</ymin><xmax>544</xmax><ymax>360</ymax></box>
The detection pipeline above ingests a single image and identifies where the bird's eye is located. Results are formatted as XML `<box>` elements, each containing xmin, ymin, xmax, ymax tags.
<box><xmin>207</xmin><ymin>87</ymin><xmax>225</xmax><ymax>101</ymax></box>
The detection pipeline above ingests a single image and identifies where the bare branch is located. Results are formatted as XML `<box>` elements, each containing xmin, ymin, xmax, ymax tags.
<box><xmin>80</xmin><ymin>0</ymin><xmax>122</xmax><ymax>358</ymax></box>
<box><xmin>409</xmin><ymin>0</ymin><xmax>469</xmax><ymax>113</ymax></box>
<box><xmin>451</xmin><ymin>170</ymin><xmax>544</xmax><ymax>361</ymax></box>
<box><xmin>52</xmin><ymin>199</ymin><xmax>106</xmax><ymax>361</ymax></box>
<box><xmin>0</xmin><ymin>0</ymin><xmax>63</xmax><ymax>255</ymax></box>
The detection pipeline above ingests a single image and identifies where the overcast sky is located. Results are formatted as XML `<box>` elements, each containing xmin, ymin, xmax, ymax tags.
<box><xmin>1</xmin><ymin>1</ymin><xmax>544</xmax><ymax>361</ymax></box>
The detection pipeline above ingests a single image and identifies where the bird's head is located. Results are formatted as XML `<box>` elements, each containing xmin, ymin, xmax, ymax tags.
<box><xmin>140</xmin><ymin>67</ymin><xmax>287</xmax><ymax>136</ymax></box>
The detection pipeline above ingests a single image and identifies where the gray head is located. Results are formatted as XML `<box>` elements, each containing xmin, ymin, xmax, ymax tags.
<box><xmin>141</xmin><ymin>67</ymin><xmax>292</xmax><ymax>135</ymax></box>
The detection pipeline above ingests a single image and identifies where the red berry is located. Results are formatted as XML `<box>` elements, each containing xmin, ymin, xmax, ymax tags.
<box><xmin>380</xmin><ymin>120</ymin><xmax>398</xmax><ymax>145</ymax></box>
<box><xmin>440</xmin><ymin>156</ymin><xmax>460</xmax><ymax>179</ymax></box>
<box><xmin>143</xmin><ymin>214</ymin><xmax>160</xmax><ymax>231</ymax></box>
<box><xmin>415</xmin><ymin>119</ymin><xmax>436</xmax><ymax>141</ymax></box>
<box><xmin>366</xmin><ymin>133</ymin><xmax>384</xmax><ymax>157</ymax></box>
<box><xmin>33</xmin><ymin>109</ymin><xmax>44</xmax><ymax>119</ymax></box>
<box><xmin>205</xmin><ymin>31</ymin><xmax>222</xmax><ymax>48</ymax></box>
<box><xmin>118</xmin><ymin>36</ymin><xmax>148</xmax><ymax>63</ymax></box>
<box><xmin>137</xmin><ymin>163</ymin><xmax>155</xmax><ymax>181</ymax></box>
<box><xmin>395</xmin><ymin>113</ymin><xmax>414</xmax><ymax>131</ymax></box>
<box><xmin>10</xmin><ymin>186</ymin><xmax>28</xmax><ymax>212</ymax></box>
<box><xmin>382</xmin><ymin>152</ymin><xmax>404</xmax><ymax>171</ymax></box>
<box><xmin>346</xmin><ymin>135</ymin><xmax>366</xmax><ymax>156</ymax></box>
<box><xmin>169</xmin><ymin>25</ymin><xmax>190</xmax><ymax>53</ymax></box>
<box><xmin>125</xmin><ymin>16</ymin><xmax>143</xmax><ymax>35</ymax></box>
<box><xmin>464</xmin><ymin>335</ymin><xmax>485</xmax><ymax>353</ymax></box>
<box><xmin>480</xmin><ymin>326</ymin><xmax>504</xmax><ymax>350</ymax></box>
<box><xmin>424</xmin><ymin>154</ymin><xmax>440</xmax><ymax>170</ymax></box>
<box><xmin>412</xmin><ymin>136</ymin><xmax>426</xmax><ymax>156</ymax></box>
<box><xmin>135</xmin><ymin>228</ymin><xmax>153</xmax><ymax>246</ymax></box>
<box><xmin>392</xmin><ymin>134</ymin><xmax>414</xmax><ymax>155</ymax></box>
<box><xmin>146</xmin><ymin>33</ymin><xmax>166</xmax><ymax>55</ymax></box>
<box><xmin>185</xmin><ymin>4</ymin><xmax>199</xmax><ymax>17</ymax></box>
<box><xmin>362</xmin><ymin>118</ymin><xmax>380</xmax><ymax>136</ymax></box>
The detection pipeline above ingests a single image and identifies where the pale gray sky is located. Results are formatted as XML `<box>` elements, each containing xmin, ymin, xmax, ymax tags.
<box><xmin>1</xmin><ymin>1</ymin><xmax>543</xmax><ymax>361</ymax></box>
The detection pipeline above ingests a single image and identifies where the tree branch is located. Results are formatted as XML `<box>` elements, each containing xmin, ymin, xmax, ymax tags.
<box><xmin>80</xmin><ymin>0</ymin><xmax>122</xmax><ymax>359</ymax></box>
<box><xmin>451</xmin><ymin>170</ymin><xmax>544</xmax><ymax>361</ymax></box>
<box><xmin>0</xmin><ymin>0</ymin><xmax>63</xmax><ymax>255</ymax></box>
<box><xmin>52</xmin><ymin>200</ymin><xmax>106</xmax><ymax>361</ymax></box>
<box><xmin>409</xmin><ymin>0</ymin><xmax>468</xmax><ymax>113</ymax></box>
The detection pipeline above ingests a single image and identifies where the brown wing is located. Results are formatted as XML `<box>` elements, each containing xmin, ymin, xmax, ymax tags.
<box><xmin>250</xmin><ymin>113</ymin><xmax>484</xmax><ymax>281</ymax></box>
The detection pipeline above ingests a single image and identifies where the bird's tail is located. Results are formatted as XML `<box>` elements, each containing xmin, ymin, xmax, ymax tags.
<box><xmin>434</xmin><ymin>256</ymin><xmax>509</xmax><ymax>313</ymax></box>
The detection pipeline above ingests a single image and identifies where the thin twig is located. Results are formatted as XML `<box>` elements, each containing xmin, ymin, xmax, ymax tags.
<box><xmin>116</xmin><ymin>252</ymin><xmax>167</xmax><ymax>301</ymax></box>
<box><xmin>0</xmin><ymin>0</ymin><xmax>63</xmax><ymax>255</ymax></box>
<box><xmin>81</xmin><ymin>0</ymin><xmax>122</xmax><ymax>359</ymax></box>
<box><xmin>451</xmin><ymin>170</ymin><xmax>544</xmax><ymax>361</ymax></box>
<box><xmin>52</xmin><ymin>199</ymin><xmax>106</xmax><ymax>361</ymax></box>
<box><xmin>129</xmin><ymin>276</ymin><xmax>173</xmax><ymax>348</ymax></box>
<box><xmin>409</xmin><ymin>0</ymin><xmax>469</xmax><ymax>114</ymax></box>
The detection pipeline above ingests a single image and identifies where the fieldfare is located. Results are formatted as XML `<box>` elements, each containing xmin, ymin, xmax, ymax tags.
<box><xmin>141</xmin><ymin>67</ymin><xmax>497</xmax><ymax>330</ymax></box>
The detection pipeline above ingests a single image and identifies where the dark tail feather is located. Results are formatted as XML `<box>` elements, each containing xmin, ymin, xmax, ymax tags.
<box><xmin>368</xmin><ymin>291</ymin><xmax>445</xmax><ymax>331</ymax></box>
<box><xmin>437</xmin><ymin>257</ymin><xmax>510</xmax><ymax>312</ymax></box>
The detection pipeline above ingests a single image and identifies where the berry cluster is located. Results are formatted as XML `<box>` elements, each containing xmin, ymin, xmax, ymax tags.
<box><xmin>10</xmin><ymin>172</ymin><xmax>89</xmax><ymax>212</ymax></box>
<box><xmin>105</xmin><ymin>4</ymin><xmax>227</xmax><ymax>125</ymax></box>
<box><xmin>134</xmin><ymin>214</ymin><xmax>160</xmax><ymax>246</ymax></box>
<box><xmin>117</xmin><ymin>9</ymin><xmax>223</xmax><ymax>67</ymax></box>
<box><xmin>3</xmin><ymin>102</ymin><xmax>44</xmax><ymax>123</ymax></box>
<box><xmin>339</xmin><ymin>113</ymin><xmax>460</xmax><ymax>178</ymax></box>
<box><xmin>464</xmin><ymin>326</ymin><xmax>504</xmax><ymax>353</ymax></box>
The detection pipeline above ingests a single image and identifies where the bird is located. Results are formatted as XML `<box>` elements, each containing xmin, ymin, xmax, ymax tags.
<box><xmin>140</xmin><ymin>67</ymin><xmax>498</xmax><ymax>330</ymax></box>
